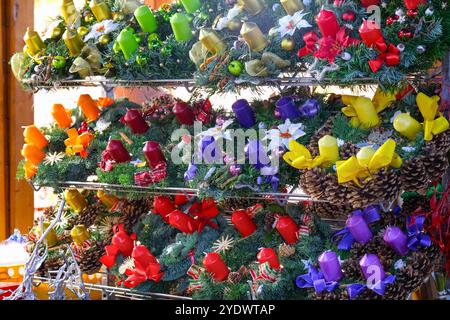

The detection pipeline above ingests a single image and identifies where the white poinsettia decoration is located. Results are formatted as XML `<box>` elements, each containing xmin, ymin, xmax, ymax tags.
<box><xmin>277</xmin><ymin>10</ymin><xmax>311</xmax><ymax>38</ymax></box>
<box><xmin>84</xmin><ymin>20</ymin><xmax>120</xmax><ymax>42</ymax></box>
<box><xmin>197</xmin><ymin>119</ymin><xmax>234</xmax><ymax>141</ymax></box>
<box><xmin>264</xmin><ymin>119</ymin><xmax>306</xmax><ymax>151</ymax></box>
<box><xmin>43</xmin><ymin>152</ymin><xmax>66</xmax><ymax>166</ymax></box>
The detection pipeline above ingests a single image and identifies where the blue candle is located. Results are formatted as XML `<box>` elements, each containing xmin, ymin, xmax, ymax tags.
<box><xmin>232</xmin><ymin>99</ymin><xmax>255</xmax><ymax>128</ymax></box>
<box><xmin>276</xmin><ymin>97</ymin><xmax>301</xmax><ymax>120</ymax></box>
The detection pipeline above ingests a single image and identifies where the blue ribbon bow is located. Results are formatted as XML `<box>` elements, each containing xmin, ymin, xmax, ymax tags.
<box><xmin>332</xmin><ymin>206</ymin><xmax>380</xmax><ymax>250</ymax></box>
<box><xmin>407</xmin><ymin>215</ymin><xmax>431</xmax><ymax>251</ymax></box>
<box><xmin>347</xmin><ymin>275</ymin><xmax>396</xmax><ymax>299</ymax></box>
<box><xmin>295</xmin><ymin>263</ymin><xmax>339</xmax><ymax>294</ymax></box>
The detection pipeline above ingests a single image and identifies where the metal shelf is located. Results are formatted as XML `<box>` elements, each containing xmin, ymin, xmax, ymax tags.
<box><xmin>23</xmin><ymin>76</ymin><xmax>383</xmax><ymax>91</ymax></box>
<box><xmin>31</xmin><ymin>181</ymin><xmax>329</xmax><ymax>202</ymax></box>
<box><xmin>34</xmin><ymin>276</ymin><xmax>192</xmax><ymax>301</ymax></box>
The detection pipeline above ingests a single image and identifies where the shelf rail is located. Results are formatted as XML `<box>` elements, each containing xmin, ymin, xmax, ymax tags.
<box><xmin>31</xmin><ymin>181</ymin><xmax>330</xmax><ymax>203</ymax></box>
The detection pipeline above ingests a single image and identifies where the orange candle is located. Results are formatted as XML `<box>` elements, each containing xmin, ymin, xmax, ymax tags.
<box><xmin>23</xmin><ymin>125</ymin><xmax>48</xmax><ymax>149</ymax></box>
<box><xmin>21</xmin><ymin>144</ymin><xmax>45</xmax><ymax>165</ymax></box>
<box><xmin>78</xmin><ymin>94</ymin><xmax>100</xmax><ymax>123</ymax></box>
<box><xmin>51</xmin><ymin>104</ymin><xmax>72</xmax><ymax>129</ymax></box>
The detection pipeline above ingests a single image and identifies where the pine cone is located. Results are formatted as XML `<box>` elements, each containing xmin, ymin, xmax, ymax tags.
<box><xmin>423</xmin><ymin>130</ymin><xmax>450</xmax><ymax>155</ymax></box>
<box><xmin>278</xmin><ymin>243</ymin><xmax>295</xmax><ymax>258</ymax></box>
<box><xmin>69</xmin><ymin>203</ymin><xmax>105</xmax><ymax>228</ymax></box>
<box><xmin>401</xmin><ymin>157</ymin><xmax>429</xmax><ymax>192</ymax></box>
<box><xmin>311</xmin><ymin>291</ymin><xmax>340</xmax><ymax>300</ymax></box>
<box><xmin>264</xmin><ymin>212</ymin><xmax>276</xmax><ymax>233</ymax></box>
<box><xmin>300</xmin><ymin>168</ymin><xmax>328</xmax><ymax>199</ymax></box>
<box><xmin>118</xmin><ymin>199</ymin><xmax>151</xmax><ymax>233</ymax></box>
<box><xmin>38</xmin><ymin>255</ymin><xmax>65</xmax><ymax>276</ymax></box>
<box><xmin>303</xmin><ymin>202</ymin><xmax>352</xmax><ymax>220</ymax></box>
<box><xmin>43</xmin><ymin>207</ymin><xmax>57</xmax><ymax>221</ymax></box>
<box><xmin>342</xmin><ymin>258</ymin><xmax>363</xmax><ymax>280</ymax></box>
<box><xmin>424</xmin><ymin>153</ymin><xmax>449</xmax><ymax>183</ymax></box>
<box><xmin>78</xmin><ymin>241</ymin><xmax>105</xmax><ymax>275</ymax></box>
<box><xmin>220</xmin><ymin>198</ymin><xmax>260</xmax><ymax>211</ymax></box>
<box><xmin>340</xmin><ymin>142</ymin><xmax>359</xmax><ymax>160</ymax></box>
<box><xmin>227</xmin><ymin>272</ymin><xmax>242</xmax><ymax>284</ymax></box>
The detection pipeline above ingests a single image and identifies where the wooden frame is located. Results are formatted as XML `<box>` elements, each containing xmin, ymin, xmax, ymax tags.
<box><xmin>0</xmin><ymin>0</ymin><xmax>35</xmax><ymax>240</ymax></box>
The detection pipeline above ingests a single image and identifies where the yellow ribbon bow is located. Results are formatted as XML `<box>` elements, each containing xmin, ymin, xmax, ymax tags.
<box><xmin>336</xmin><ymin>139</ymin><xmax>402</xmax><ymax>186</ymax></box>
<box><xmin>65</xmin><ymin>128</ymin><xmax>94</xmax><ymax>158</ymax></box>
<box><xmin>416</xmin><ymin>92</ymin><xmax>449</xmax><ymax>141</ymax></box>
<box><xmin>342</xmin><ymin>88</ymin><xmax>396</xmax><ymax>129</ymax></box>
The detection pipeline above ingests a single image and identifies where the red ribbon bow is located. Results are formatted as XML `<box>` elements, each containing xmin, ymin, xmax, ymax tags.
<box><xmin>189</xmin><ymin>198</ymin><xmax>220</xmax><ymax>232</ymax></box>
<box><xmin>193</xmin><ymin>99</ymin><xmax>213</xmax><ymax>125</ymax></box>
<box><xmin>124</xmin><ymin>245</ymin><xmax>164</xmax><ymax>288</ymax></box>
<box><xmin>134</xmin><ymin>162</ymin><xmax>168</xmax><ymax>187</ymax></box>
<box><xmin>369</xmin><ymin>41</ymin><xmax>401</xmax><ymax>73</ymax></box>
<box><xmin>298</xmin><ymin>31</ymin><xmax>319</xmax><ymax>58</ymax></box>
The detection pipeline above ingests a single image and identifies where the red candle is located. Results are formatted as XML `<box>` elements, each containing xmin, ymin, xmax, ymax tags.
<box><xmin>231</xmin><ymin>210</ymin><xmax>257</xmax><ymax>238</ymax></box>
<box><xmin>124</xmin><ymin>109</ymin><xmax>149</xmax><ymax>134</ymax></box>
<box><xmin>153</xmin><ymin>196</ymin><xmax>176</xmax><ymax>222</ymax></box>
<box><xmin>404</xmin><ymin>0</ymin><xmax>426</xmax><ymax>10</ymax></box>
<box><xmin>360</xmin><ymin>0</ymin><xmax>380</xmax><ymax>7</ymax></box>
<box><xmin>169</xmin><ymin>210</ymin><xmax>198</xmax><ymax>234</ymax></box>
<box><xmin>275</xmin><ymin>216</ymin><xmax>299</xmax><ymax>244</ymax></box>
<box><xmin>359</xmin><ymin>20</ymin><xmax>383</xmax><ymax>47</ymax></box>
<box><xmin>173</xmin><ymin>101</ymin><xmax>195</xmax><ymax>126</ymax></box>
<box><xmin>316</xmin><ymin>9</ymin><xmax>340</xmax><ymax>38</ymax></box>
<box><xmin>143</xmin><ymin>141</ymin><xmax>166</xmax><ymax>169</ymax></box>
<box><xmin>203</xmin><ymin>252</ymin><xmax>230</xmax><ymax>282</ymax></box>
<box><xmin>106</xmin><ymin>140</ymin><xmax>131</xmax><ymax>163</ymax></box>
<box><xmin>257</xmin><ymin>248</ymin><xmax>280</xmax><ymax>270</ymax></box>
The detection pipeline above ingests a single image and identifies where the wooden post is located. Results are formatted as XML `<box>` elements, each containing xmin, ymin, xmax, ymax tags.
<box><xmin>2</xmin><ymin>0</ymin><xmax>35</xmax><ymax>237</ymax></box>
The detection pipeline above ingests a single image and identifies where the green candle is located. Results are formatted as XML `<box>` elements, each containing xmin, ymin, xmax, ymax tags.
<box><xmin>180</xmin><ymin>0</ymin><xmax>201</xmax><ymax>13</ymax></box>
<box><xmin>134</xmin><ymin>5</ymin><xmax>158</xmax><ymax>33</ymax></box>
<box><xmin>117</xmin><ymin>29</ymin><xmax>138</xmax><ymax>60</ymax></box>
<box><xmin>170</xmin><ymin>13</ymin><xmax>193</xmax><ymax>42</ymax></box>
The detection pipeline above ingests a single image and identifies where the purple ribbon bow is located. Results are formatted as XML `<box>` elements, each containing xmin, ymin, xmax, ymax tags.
<box><xmin>299</xmin><ymin>99</ymin><xmax>321</xmax><ymax>118</ymax></box>
<box><xmin>407</xmin><ymin>215</ymin><xmax>431</xmax><ymax>251</ymax></box>
<box><xmin>347</xmin><ymin>275</ymin><xmax>396</xmax><ymax>299</ymax></box>
<box><xmin>296</xmin><ymin>263</ymin><xmax>339</xmax><ymax>294</ymax></box>
<box><xmin>332</xmin><ymin>206</ymin><xmax>380</xmax><ymax>250</ymax></box>
<box><xmin>184</xmin><ymin>163</ymin><xmax>198</xmax><ymax>181</ymax></box>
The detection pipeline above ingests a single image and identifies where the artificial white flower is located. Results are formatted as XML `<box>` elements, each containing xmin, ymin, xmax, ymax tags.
<box><xmin>197</xmin><ymin>119</ymin><xmax>234</xmax><ymax>141</ymax></box>
<box><xmin>277</xmin><ymin>10</ymin><xmax>311</xmax><ymax>38</ymax></box>
<box><xmin>394</xmin><ymin>259</ymin><xmax>406</xmax><ymax>270</ymax></box>
<box><xmin>44</xmin><ymin>19</ymin><xmax>64</xmax><ymax>39</ymax></box>
<box><xmin>43</xmin><ymin>152</ymin><xmax>66</xmax><ymax>166</ymax></box>
<box><xmin>84</xmin><ymin>20</ymin><xmax>120</xmax><ymax>42</ymax></box>
<box><xmin>264</xmin><ymin>119</ymin><xmax>306</xmax><ymax>151</ymax></box>
<box><xmin>337</xmin><ymin>138</ymin><xmax>345</xmax><ymax>147</ymax></box>
<box><xmin>402</xmin><ymin>146</ymin><xmax>416</xmax><ymax>153</ymax></box>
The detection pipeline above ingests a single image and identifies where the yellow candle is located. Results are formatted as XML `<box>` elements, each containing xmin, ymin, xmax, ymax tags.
<box><xmin>356</xmin><ymin>146</ymin><xmax>376</xmax><ymax>168</ymax></box>
<box><xmin>38</xmin><ymin>222</ymin><xmax>58</xmax><ymax>248</ymax></box>
<box><xmin>97</xmin><ymin>190</ymin><xmax>119</xmax><ymax>210</ymax></box>
<box><xmin>21</xmin><ymin>144</ymin><xmax>46</xmax><ymax>166</ymax></box>
<box><xmin>65</xmin><ymin>188</ymin><xmax>88</xmax><ymax>213</ymax></box>
<box><xmin>318</xmin><ymin>135</ymin><xmax>339</xmax><ymax>166</ymax></box>
<box><xmin>199</xmin><ymin>29</ymin><xmax>227</xmax><ymax>55</ymax></box>
<box><xmin>90</xmin><ymin>0</ymin><xmax>112</xmax><ymax>22</ymax></box>
<box><xmin>238</xmin><ymin>0</ymin><xmax>266</xmax><ymax>15</ymax></box>
<box><xmin>61</xmin><ymin>0</ymin><xmax>80</xmax><ymax>26</ymax></box>
<box><xmin>78</xmin><ymin>94</ymin><xmax>100</xmax><ymax>123</ymax></box>
<box><xmin>240</xmin><ymin>22</ymin><xmax>268</xmax><ymax>52</ymax></box>
<box><xmin>352</xmin><ymin>97</ymin><xmax>380</xmax><ymax>129</ymax></box>
<box><xmin>70</xmin><ymin>225</ymin><xmax>91</xmax><ymax>246</ymax></box>
<box><xmin>23</xmin><ymin>125</ymin><xmax>48</xmax><ymax>149</ymax></box>
<box><xmin>23</xmin><ymin>28</ymin><xmax>46</xmax><ymax>55</ymax></box>
<box><xmin>63</xmin><ymin>28</ymin><xmax>85</xmax><ymax>57</ymax></box>
<box><xmin>280</xmin><ymin>0</ymin><xmax>304</xmax><ymax>16</ymax></box>
<box><xmin>52</xmin><ymin>104</ymin><xmax>73</xmax><ymax>129</ymax></box>
<box><xmin>393</xmin><ymin>113</ymin><xmax>422</xmax><ymax>140</ymax></box>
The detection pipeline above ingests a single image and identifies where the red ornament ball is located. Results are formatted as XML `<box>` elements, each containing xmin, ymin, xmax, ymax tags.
<box><xmin>407</xmin><ymin>9</ymin><xmax>418</xmax><ymax>17</ymax></box>
<box><xmin>342</xmin><ymin>10</ymin><xmax>356</xmax><ymax>22</ymax></box>
<box><xmin>398</xmin><ymin>29</ymin><xmax>413</xmax><ymax>40</ymax></box>
<box><xmin>386</xmin><ymin>15</ymin><xmax>399</xmax><ymax>25</ymax></box>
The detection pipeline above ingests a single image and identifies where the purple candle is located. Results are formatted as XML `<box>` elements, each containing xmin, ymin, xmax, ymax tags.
<box><xmin>276</xmin><ymin>97</ymin><xmax>301</xmax><ymax>120</ymax></box>
<box><xmin>232</xmin><ymin>99</ymin><xmax>255</xmax><ymax>128</ymax></box>
<box><xmin>245</xmin><ymin>140</ymin><xmax>270</xmax><ymax>169</ymax></box>
<box><xmin>346</xmin><ymin>213</ymin><xmax>373</xmax><ymax>244</ymax></box>
<box><xmin>106</xmin><ymin>140</ymin><xmax>131</xmax><ymax>163</ymax></box>
<box><xmin>359</xmin><ymin>254</ymin><xmax>386</xmax><ymax>280</ymax></box>
<box><xmin>123</xmin><ymin>109</ymin><xmax>149</xmax><ymax>134</ymax></box>
<box><xmin>318</xmin><ymin>251</ymin><xmax>343</xmax><ymax>282</ymax></box>
<box><xmin>383</xmin><ymin>226</ymin><xmax>409</xmax><ymax>256</ymax></box>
